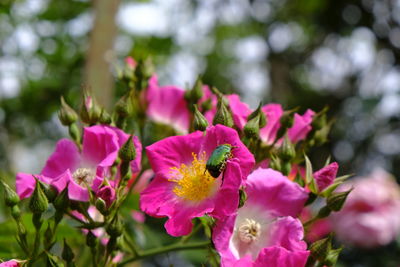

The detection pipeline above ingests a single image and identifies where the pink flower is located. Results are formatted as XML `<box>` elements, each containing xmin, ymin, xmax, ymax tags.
<box><xmin>201</xmin><ymin>89</ymin><xmax>251</xmax><ymax>130</ymax></box>
<box><xmin>260</xmin><ymin>104</ymin><xmax>315</xmax><ymax>145</ymax></box>
<box><xmin>313</xmin><ymin>162</ymin><xmax>339</xmax><ymax>192</ymax></box>
<box><xmin>16</xmin><ymin>125</ymin><xmax>142</xmax><ymax>202</ymax></box>
<box><xmin>140</xmin><ymin>125</ymin><xmax>255</xmax><ymax>236</ymax></box>
<box><xmin>260</xmin><ymin>104</ymin><xmax>284</xmax><ymax>144</ymax></box>
<box><xmin>146</xmin><ymin>75</ymin><xmax>190</xmax><ymax>134</ymax></box>
<box><xmin>212</xmin><ymin>168</ymin><xmax>309</xmax><ymax>267</ymax></box>
<box><xmin>96</xmin><ymin>185</ymin><xmax>116</xmax><ymax>207</ymax></box>
<box><xmin>0</xmin><ymin>260</ymin><xmax>20</xmax><ymax>267</ymax></box>
<box><xmin>125</xmin><ymin>56</ymin><xmax>136</xmax><ymax>68</ymax></box>
<box><xmin>331</xmin><ymin>169</ymin><xmax>400</xmax><ymax>248</ymax></box>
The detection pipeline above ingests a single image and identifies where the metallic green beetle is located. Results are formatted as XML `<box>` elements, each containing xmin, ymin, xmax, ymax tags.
<box><xmin>206</xmin><ymin>144</ymin><xmax>235</xmax><ymax>178</ymax></box>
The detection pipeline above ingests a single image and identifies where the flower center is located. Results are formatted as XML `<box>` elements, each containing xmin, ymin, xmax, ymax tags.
<box><xmin>238</xmin><ymin>218</ymin><xmax>261</xmax><ymax>243</ymax></box>
<box><xmin>169</xmin><ymin>152</ymin><xmax>216</xmax><ymax>202</ymax></box>
<box><xmin>73</xmin><ymin>168</ymin><xmax>95</xmax><ymax>186</ymax></box>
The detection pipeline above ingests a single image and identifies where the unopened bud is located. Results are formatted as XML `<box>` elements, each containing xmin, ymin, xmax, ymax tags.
<box><xmin>279</xmin><ymin>135</ymin><xmax>296</xmax><ymax>161</ymax></box>
<box><xmin>326</xmin><ymin>189</ymin><xmax>352</xmax><ymax>212</ymax></box>
<box><xmin>39</xmin><ymin>181</ymin><xmax>57</xmax><ymax>203</ymax></box>
<box><xmin>1</xmin><ymin>180</ymin><xmax>20</xmax><ymax>207</ymax></box>
<box><xmin>68</xmin><ymin>123</ymin><xmax>80</xmax><ymax>143</ymax></box>
<box><xmin>201</xmin><ymin>99</ymin><xmax>213</xmax><ymax>112</ymax></box>
<box><xmin>95</xmin><ymin>198</ymin><xmax>107</xmax><ymax>216</ymax></box>
<box><xmin>115</xmin><ymin>94</ymin><xmax>132</xmax><ymax>118</ymax></box>
<box><xmin>317</xmin><ymin>205</ymin><xmax>331</xmax><ymax>218</ymax></box>
<box><xmin>324</xmin><ymin>247</ymin><xmax>342</xmax><ymax>266</ymax></box>
<box><xmin>59</xmin><ymin>97</ymin><xmax>78</xmax><ymax>126</ymax></box>
<box><xmin>213</xmin><ymin>96</ymin><xmax>234</xmax><ymax>128</ymax></box>
<box><xmin>311</xmin><ymin>107</ymin><xmax>328</xmax><ymax>131</ymax></box>
<box><xmin>244</xmin><ymin>116</ymin><xmax>260</xmax><ymax>138</ymax></box>
<box><xmin>54</xmin><ymin>187</ymin><xmax>69</xmax><ymax>212</ymax></box>
<box><xmin>309</xmin><ymin>234</ymin><xmax>332</xmax><ymax>262</ymax></box>
<box><xmin>11</xmin><ymin>205</ymin><xmax>21</xmax><ymax>220</ymax></box>
<box><xmin>86</xmin><ymin>231</ymin><xmax>98</xmax><ymax>248</ymax></box>
<box><xmin>29</xmin><ymin>179</ymin><xmax>49</xmax><ymax>214</ymax></box>
<box><xmin>62</xmin><ymin>239</ymin><xmax>75</xmax><ymax>262</ymax></box>
<box><xmin>276</xmin><ymin>108</ymin><xmax>297</xmax><ymax>139</ymax></box>
<box><xmin>99</xmin><ymin>108</ymin><xmax>112</xmax><ymax>124</ymax></box>
<box><xmin>313</xmin><ymin>122</ymin><xmax>332</xmax><ymax>146</ymax></box>
<box><xmin>193</xmin><ymin>105</ymin><xmax>208</xmax><ymax>131</ymax></box>
<box><xmin>106</xmin><ymin>216</ymin><xmax>123</xmax><ymax>238</ymax></box>
<box><xmin>119</xmin><ymin>135</ymin><xmax>136</xmax><ymax>162</ymax></box>
<box><xmin>238</xmin><ymin>188</ymin><xmax>247</xmax><ymax>208</ymax></box>
<box><xmin>269</xmin><ymin>156</ymin><xmax>281</xmax><ymax>172</ymax></box>
<box><xmin>186</xmin><ymin>76</ymin><xmax>204</xmax><ymax>105</ymax></box>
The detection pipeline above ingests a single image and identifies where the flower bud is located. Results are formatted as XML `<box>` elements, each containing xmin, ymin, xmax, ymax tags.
<box><xmin>86</xmin><ymin>231</ymin><xmax>98</xmax><ymax>248</ymax></box>
<box><xmin>311</xmin><ymin>106</ymin><xmax>328</xmax><ymax>131</ymax></box>
<box><xmin>29</xmin><ymin>179</ymin><xmax>49</xmax><ymax>214</ymax></box>
<box><xmin>68</xmin><ymin>123</ymin><xmax>80</xmax><ymax>143</ymax></box>
<box><xmin>323</xmin><ymin>247</ymin><xmax>342</xmax><ymax>266</ymax></box>
<box><xmin>213</xmin><ymin>96</ymin><xmax>234</xmax><ymax>128</ymax></box>
<box><xmin>1</xmin><ymin>180</ymin><xmax>20</xmax><ymax>207</ymax></box>
<box><xmin>95</xmin><ymin>198</ymin><xmax>108</xmax><ymax>215</ymax></box>
<box><xmin>54</xmin><ymin>187</ymin><xmax>69</xmax><ymax>212</ymax></box>
<box><xmin>269</xmin><ymin>156</ymin><xmax>281</xmax><ymax>172</ymax></box>
<box><xmin>115</xmin><ymin>94</ymin><xmax>132</xmax><ymax>118</ymax></box>
<box><xmin>326</xmin><ymin>189</ymin><xmax>352</xmax><ymax>212</ymax></box>
<box><xmin>59</xmin><ymin>97</ymin><xmax>78</xmax><ymax>126</ymax></box>
<box><xmin>185</xmin><ymin>76</ymin><xmax>204</xmax><ymax>105</ymax></box>
<box><xmin>106</xmin><ymin>216</ymin><xmax>123</xmax><ymax>238</ymax></box>
<box><xmin>99</xmin><ymin>108</ymin><xmax>112</xmax><ymax>124</ymax></box>
<box><xmin>244</xmin><ymin>115</ymin><xmax>260</xmax><ymax>138</ymax></box>
<box><xmin>201</xmin><ymin>99</ymin><xmax>213</xmax><ymax>112</ymax></box>
<box><xmin>62</xmin><ymin>239</ymin><xmax>75</xmax><ymax>262</ymax></box>
<box><xmin>279</xmin><ymin>135</ymin><xmax>296</xmax><ymax>161</ymax></box>
<box><xmin>309</xmin><ymin>234</ymin><xmax>332</xmax><ymax>262</ymax></box>
<box><xmin>119</xmin><ymin>135</ymin><xmax>136</xmax><ymax>162</ymax></box>
<box><xmin>193</xmin><ymin>104</ymin><xmax>208</xmax><ymax>131</ymax></box>
<box><xmin>11</xmin><ymin>205</ymin><xmax>21</xmax><ymax>220</ymax></box>
<box><xmin>317</xmin><ymin>205</ymin><xmax>331</xmax><ymax>218</ymax></box>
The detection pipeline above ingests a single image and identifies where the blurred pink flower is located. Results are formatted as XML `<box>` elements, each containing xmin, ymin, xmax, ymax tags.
<box><xmin>300</xmin><ymin>208</ymin><xmax>331</xmax><ymax>243</ymax></box>
<box><xmin>331</xmin><ymin>169</ymin><xmax>400</xmax><ymax>248</ymax></box>
<box><xmin>125</xmin><ymin>56</ymin><xmax>136</xmax><ymax>68</ymax></box>
<box><xmin>212</xmin><ymin>168</ymin><xmax>309</xmax><ymax>267</ymax></box>
<box><xmin>16</xmin><ymin>125</ymin><xmax>142</xmax><ymax>202</ymax></box>
<box><xmin>140</xmin><ymin>125</ymin><xmax>254</xmax><ymax>236</ymax></box>
<box><xmin>146</xmin><ymin>75</ymin><xmax>190</xmax><ymax>134</ymax></box>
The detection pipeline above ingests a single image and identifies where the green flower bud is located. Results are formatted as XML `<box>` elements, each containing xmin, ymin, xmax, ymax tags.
<box><xmin>238</xmin><ymin>188</ymin><xmax>247</xmax><ymax>208</ymax></box>
<box><xmin>99</xmin><ymin>108</ymin><xmax>112</xmax><ymax>124</ymax></box>
<box><xmin>62</xmin><ymin>239</ymin><xmax>75</xmax><ymax>262</ymax></box>
<box><xmin>201</xmin><ymin>99</ymin><xmax>213</xmax><ymax>112</ymax></box>
<box><xmin>106</xmin><ymin>216</ymin><xmax>123</xmax><ymax>238</ymax></box>
<box><xmin>115</xmin><ymin>94</ymin><xmax>132</xmax><ymax>118</ymax></box>
<box><xmin>213</xmin><ymin>96</ymin><xmax>234</xmax><ymax>128</ymax></box>
<box><xmin>119</xmin><ymin>135</ymin><xmax>136</xmax><ymax>162</ymax></box>
<box><xmin>54</xmin><ymin>187</ymin><xmax>69</xmax><ymax>212</ymax></box>
<box><xmin>1</xmin><ymin>180</ymin><xmax>20</xmax><ymax>207</ymax></box>
<box><xmin>311</xmin><ymin>106</ymin><xmax>328</xmax><ymax>131</ymax></box>
<box><xmin>326</xmin><ymin>189</ymin><xmax>352</xmax><ymax>212</ymax></box>
<box><xmin>59</xmin><ymin>97</ymin><xmax>78</xmax><ymax>126</ymax></box>
<box><xmin>244</xmin><ymin>116</ymin><xmax>260</xmax><ymax>138</ymax></box>
<box><xmin>68</xmin><ymin>123</ymin><xmax>80</xmax><ymax>143</ymax></box>
<box><xmin>317</xmin><ymin>205</ymin><xmax>331</xmax><ymax>218</ymax></box>
<box><xmin>279</xmin><ymin>135</ymin><xmax>296</xmax><ymax>161</ymax></box>
<box><xmin>186</xmin><ymin>76</ymin><xmax>204</xmax><ymax>106</ymax></box>
<box><xmin>269</xmin><ymin>156</ymin><xmax>281</xmax><ymax>172</ymax></box>
<box><xmin>193</xmin><ymin>104</ymin><xmax>209</xmax><ymax>131</ymax></box>
<box><xmin>323</xmin><ymin>247</ymin><xmax>343</xmax><ymax>266</ymax></box>
<box><xmin>29</xmin><ymin>179</ymin><xmax>49</xmax><ymax>214</ymax></box>
<box><xmin>11</xmin><ymin>205</ymin><xmax>21</xmax><ymax>220</ymax></box>
<box><xmin>86</xmin><ymin>231</ymin><xmax>98</xmax><ymax>248</ymax></box>
<box><xmin>309</xmin><ymin>234</ymin><xmax>332</xmax><ymax>262</ymax></box>
<box><xmin>95</xmin><ymin>198</ymin><xmax>107</xmax><ymax>216</ymax></box>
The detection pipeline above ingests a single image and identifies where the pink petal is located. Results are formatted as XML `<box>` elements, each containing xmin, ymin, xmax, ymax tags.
<box><xmin>288</xmin><ymin>109</ymin><xmax>315</xmax><ymax>143</ymax></box>
<box><xmin>41</xmin><ymin>139</ymin><xmax>80</xmax><ymax>178</ymax></box>
<box><xmin>68</xmin><ymin>179</ymin><xmax>89</xmax><ymax>202</ymax></box>
<box><xmin>16</xmin><ymin>173</ymin><xmax>52</xmax><ymax>199</ymax></box>
<box><xmin>227</xmin><ymin>94</ymin><xmax>252</xmax><ymax>130</ymax></box>
<box><xmin>246</xmin><ymin>168</ymin><xmax>308</xmax><ymax>217</ymax></box>
<box><xmin>254</xmin><ymin>247</ymin><xmax>309</xmax><ymax>267</ymax></box>
<box><xmin>146</xmin><ymin>75</ymin><xmax>190</xmax><ymax>134</ymax></box>
<box><xmin>82</xmin><ymin>125</ymin><xmax>120</xmax><ymax>168</ymax></box>
<box><xmin>313</xmin><ymin>162</ymin><xmax>339</xmax><ymax>191</ymax></box>
<box><xmin>268</xmin><ymin>217</ymin><xmax>308</xmax><ymax>252</ymax></box>
<box><xmin>260</xmin><ymin>104</ymin><xmax>283</xmax><ymax>144</ymax></box>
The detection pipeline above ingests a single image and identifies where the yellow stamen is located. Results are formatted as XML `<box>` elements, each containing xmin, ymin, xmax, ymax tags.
<box><xmin>169</xmin><ymin>152</ymin><xmax>216</xmax><ymax>202</ymax></box>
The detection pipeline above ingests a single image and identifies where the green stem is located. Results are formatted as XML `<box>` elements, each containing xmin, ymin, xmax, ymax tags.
<box><xmin>117</xmin><ymin>240</ymin><xmax>211</xmax><ymax>266</ymax></box>
<box><xmin>180</xmin><ymin>222</ymin><xmax>202</xmax><ymax>244</ymax></box>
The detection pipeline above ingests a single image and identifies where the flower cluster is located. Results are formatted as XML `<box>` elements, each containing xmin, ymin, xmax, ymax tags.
<box><xmin>0</xmin><ymin>57</ymin><xmax>350</xmax><ymax>266</ymax></box>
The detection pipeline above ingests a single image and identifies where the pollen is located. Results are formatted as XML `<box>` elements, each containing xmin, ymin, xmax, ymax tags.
<box><xmin>238</xmin><ymin>218</ymin><xmax>261</xmax><ymax>243</ymax></box>
<box><xmin>169</xmin><ymin>152</ymin><xmax>216</xmax><ymax>202</ymax></box>
<box><xmin>72</xmin><ymin>168</ymin><xmax>95</xmax><ymax>186</ymax></box>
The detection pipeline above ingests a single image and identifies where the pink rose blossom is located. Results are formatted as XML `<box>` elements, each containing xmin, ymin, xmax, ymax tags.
<box><xmin>260</xmin><ymin>104</ymin><xmax>315</xmax><ymax>145</ymax></box>
<box><xmin>313</xmin><ymin>162</ymin><xmax>339</xmax><ymax>192</ymax></box>
<box><xmin>212</xmin><ymin>168</ymin><xmax>309</xmax><ymax>267</ymax></box>
<box><xmin>331</xmin><ymin>169</ymin><xmax>400</xmax><ymax>248</ymax></box>
<box><xmin>0</xmin><ymin>260</ymin><xmax>20</xmax><ymax>267</ymax></box>
<box><xmin>140</xmin><ymin>125</ymin><xmax>255</xmax><ymax>236</ymax></box>
<box><xmin>16</xmin><ymin>125</ymin><xmax>142</xmax><ymax>202</ymax></box>
<box><xmin>146</xmin><ymin>75</ymin><xmax>190</xmax><ymax>134</ymax></box>
<box><xmin>125</xmin><ymin>56</ymin><xmax>136</xmax><ymax>68</ymax></box>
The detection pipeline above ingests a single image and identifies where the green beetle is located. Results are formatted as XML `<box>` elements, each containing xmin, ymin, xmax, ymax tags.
<box><xmin>206</xmin><ymin>144</ymin><xmax>235</xmax><ymax>179</ymax></box>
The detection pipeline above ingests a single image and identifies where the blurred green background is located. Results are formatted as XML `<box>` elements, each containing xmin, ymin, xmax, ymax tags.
<box><xmin>1</xmin><ymin>0</ymin><xmax>400</xmax><ymax>266</ymax></box>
